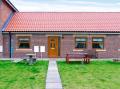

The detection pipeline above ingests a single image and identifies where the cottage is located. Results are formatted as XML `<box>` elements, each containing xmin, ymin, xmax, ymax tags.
<box><xmin>0</xmin><ymin>0</ymin><xmax>120</xmax><ymax>59</ymax></box>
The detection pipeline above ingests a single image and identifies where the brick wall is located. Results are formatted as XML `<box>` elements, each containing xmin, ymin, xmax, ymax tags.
<box><xmin>3</xmin><ymin>34</ymin><xmax>9</xmax><ymax>58</ymax></box>
<box><xmin>100</xmin><ymin>35</ymin><xmax>120</xmax><ymax>58</ymax></box>
<box><xmin>0</xmin><ymin>1</ymin><xmax>13</xmax><ymax>58</ymax></box>
<box><xmin>61</xmin><ymin>34</ymin><xmax>120</xmax><ymax>58</ymax></box>
<box><xmin>3</xmin><ymin>34</ymin><xmax>48</xmax><ymax>58</ymax></box>
<box><xmin>4</xmin><ymin>34</ymin><xmax>48</xmax><ymax>58</ymax></box>
<box><xmin>0</xmin><ymin>1</ymin><xmax>13</xmax><ymax>29</ymax></box>
<box><xmin>3</xmin><ymin>33</ymin><xmax>120</xmax><ymax>59</ymax></box>
<box><xmin>60</xmin><ymin>35</ymin><xmax>75</xmax><ymax>57</ymax></box>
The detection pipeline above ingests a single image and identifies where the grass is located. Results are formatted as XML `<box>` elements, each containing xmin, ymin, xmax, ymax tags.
<box><xmin>0</xmin><ymin>60</ymin><xmax>48</xmax><ymax>89</ymax></box>
<box><xmin>57</xmin><ymin>61</ymin><xmax>120</xmax><ymax>89</ymax></box>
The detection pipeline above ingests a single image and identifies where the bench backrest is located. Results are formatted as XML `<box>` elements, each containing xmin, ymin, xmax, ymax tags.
<box><xmin>83</xmin><ymin>49</ymin><xmax>98</xmax><ymax>58</ymax></box>
<box><xmin>67</xmin><ymin>53</ymin><xmax>85</xmax><ymax>58</ymax></box>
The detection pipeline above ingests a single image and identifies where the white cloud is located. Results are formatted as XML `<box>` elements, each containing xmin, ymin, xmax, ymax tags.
<box><xmin>116</xmin><ymin>2</ymin><xmax>120</xmax><ymax>5</ymax></box>
<box><xmin>10</xmin><ymin>0</ymin><xmax>120</xmax><ymax>12</ymax></box>
<box><xmin>61</xmin><ymin>0</ymin><xmax>117</xmax><ymax>6</ymax></box>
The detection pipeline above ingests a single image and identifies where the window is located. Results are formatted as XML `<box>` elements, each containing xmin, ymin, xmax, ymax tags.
<box><xmin>0</xmin><ymin>0</ymin><xmax>2</xmax><ymax>4</ymax></box>
<box><xmin>75</xmin><ymin>37</ymin><xmax>87</xmax><ymax>49</ymax></box>
<box><xmin>92</xmin><ymin>37</ymin><xmax>104</xmax><ymax>49</ymax></box>
<box><xmin>18</xmin><ymin>36</ymin><xmax>30</xmax><ymax>49</ymax></box>
<box><xmin>50</xmin><ymin>39</ymin><xmax>56</xmax><ymax>49</ymax></box>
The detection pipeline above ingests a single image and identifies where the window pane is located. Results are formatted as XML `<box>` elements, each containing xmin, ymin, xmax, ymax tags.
<box><xmin>75</xmin><ymin>43</ymin><xmax>86</xmax><ymax>48</ymax></box>
<box><xmin>76</xmin><ymin>38</ymin><xmax>87</xmax><ymax>42</ymax></box>
<box><xmin>19</xmin><ymin>43</ymin><xmax>30</xmax><ymax>48</ymax></box>
<box><xmin>92</xmin><ymin>43</ymin><xmax>104</xmax><ymax>49</ymax></box>
<box><xmin>92</xmin><ymin>37</ymin><xmax>104</xmax><ymax>49</ymax></box>
<box><xmin>93</xmin><ymin>38</ymin><xmax>103</xmax><ymax>42</ymax></box>
<box><xmin>19</xmin><ymin>38</ymin><xmax>30</xmax><ymax>42</ymax></box>
<box><xmin>50</xmin><ymin>43</ymin><xmax>55</xmax><ymax>49</ymax></box>
<box><xmin>0</xmin><ymin>0</ymin><xmax>1</xmax><ymax>4</ymax></box>
<box><xmin>75</xmin><ymin>38</ymin><xmax>87</xmax><ymax>48</ymax></box>
<box><xmin>18</xmin><ymin>37</ymin><xmax>30</xmax><ymax>49</ymax></box>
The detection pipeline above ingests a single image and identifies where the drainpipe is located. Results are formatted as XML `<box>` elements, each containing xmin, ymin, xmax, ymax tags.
<box><xmin>9</xmin><ymin>32</ymin><xmax>12</xmax><ymax>58</ymax></box>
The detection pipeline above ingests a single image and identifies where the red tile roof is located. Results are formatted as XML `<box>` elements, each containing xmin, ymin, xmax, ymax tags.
<box><xmin>5</xmin><ymin>12</ymin><xmax>120</xmax><ymax>32</ymax></box>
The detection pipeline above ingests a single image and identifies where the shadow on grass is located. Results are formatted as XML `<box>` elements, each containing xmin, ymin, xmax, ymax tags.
<box><xmin>107</xmin><ymin>61</ymin><xmax>120</xmax><ymax>65</ymax></box>
<box><xmin>58</xmin><ymin>60</ymin><xmax>120</xmax><ymax>66</ymax></box>
<box><xmin>58</xmin><ymin>61</ymin><xmax>84</xmax><ymax>65</ymax></box>
<box><xmin>14</xmin><ymin>60</ymin><xmax>42</xmax><ymax>66</ymax></box>
<box><xmin>68</xmin><ymin>61</ymin><xmax>83</xmax><ymax>64</ymax></box>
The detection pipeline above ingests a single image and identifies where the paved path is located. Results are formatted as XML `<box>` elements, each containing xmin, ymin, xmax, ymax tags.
<box><xmin>46</xmin><ymin>60</ymin><xmax>63</xmax><ymax>89</ymax></box>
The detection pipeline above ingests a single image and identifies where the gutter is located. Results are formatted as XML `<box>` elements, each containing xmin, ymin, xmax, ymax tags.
<box><xmin>9</xmin><ymin>32</ymin><xmax>12</xmax><ymax>58</ymax></box>
<box><xmin>2</xmin><ymin>31</ymin><xmax>120</xmax><ymax>35</ymax></box>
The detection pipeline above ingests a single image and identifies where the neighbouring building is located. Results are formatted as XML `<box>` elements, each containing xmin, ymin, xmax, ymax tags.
<box><xmin>0</xmin><ymin>0</ymin><xmax>18</xmax><ymax>58</ymax></box>
<box><xmin>0</xmin><ymin>0</ymin><xmax>120</xmax><ymax>59</ymax></box>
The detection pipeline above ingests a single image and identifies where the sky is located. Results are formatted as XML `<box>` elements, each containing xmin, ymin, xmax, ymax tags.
<box><xmin>10</xmin><ymin>0</ymin><xmax>120</xmax><ymax>12</ymax></box>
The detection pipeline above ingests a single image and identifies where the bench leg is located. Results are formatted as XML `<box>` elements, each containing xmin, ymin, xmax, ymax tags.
<box><xmin>86</xmin><ymin>57</ymin><xmax>90</xmax><ymax>64</ymax></box>
<box><xmin>84</xmin><ymin>57</ymin><xmax>90</xmax><ymax>64</ymax></box>
<box><xmin>83</xmin><ymin>57</ymin><xmax>86</xmax><ymax>64</ymax></box>
<box><xmin>66</xmin><ymin>56</ymin><xmax>69</xmax><ymax>63</ymax></box>
<box><xmin>66</xmin><ymin>54</ymin><xmax>70</xmax><ymax>63</ymax></box>
<box><xmin>66</xmin><ymin>58</ymin><xmax>69</xmax><ymax>63</ymax></box>
<box><xmin>88</xmin><ymin>58</ymin><xmax>90</xmax><ymax>63</ymax></box>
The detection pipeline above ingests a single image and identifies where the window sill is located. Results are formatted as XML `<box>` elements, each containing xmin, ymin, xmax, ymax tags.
<box><xmin>16</xmin><ymin>49</ymin><xmax>33</xmax><ymax>52</ymax></box>
<box><xmin>96</xmin><ymin>49</ymin><xmax>106</xmax><ymax>52</ymax></box>
<box><xmin>73</xmin><ymin>49</ymin><xmax>84</xmax><ymax>51</ymax></box>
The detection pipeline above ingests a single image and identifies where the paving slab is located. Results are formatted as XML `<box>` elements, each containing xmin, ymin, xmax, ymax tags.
<box><xmin>46</xmin><ymin>77</ymin><xmax>61</xmax><ymax>83</ymax></box>
<box><xmin>47</xmin><ymin>72</ymin><xmax>59</xmax><ymax>75</ymax></box>
<box><xmin>46</xmin><ymin>75</ymin><xmax>60</xmax><ymax>79</ymax></box>
<box><xmin>48</xmin><ymin>68</ymin><xmax>58</xmax><ymax>71</ymax></box>
<box><xmin>46</xmin><ymin>60</ymin><xmax>63</xmax><ymax>89</ymax></box>
<box><xmin>46</xmin><ymin>83</ymin><xmax>62</xmax><ymax>89</ymax></box>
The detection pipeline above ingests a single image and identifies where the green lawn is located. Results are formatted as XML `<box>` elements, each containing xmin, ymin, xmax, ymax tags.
<box><xmin>0</xmin><ymin>60</ymin><xmax>48</xmax><ymax>89</ymax></box>
<box><xmin>57</xmin><ymin>61</ymin><xmax>120</xmax><ymax>89</ymax></box>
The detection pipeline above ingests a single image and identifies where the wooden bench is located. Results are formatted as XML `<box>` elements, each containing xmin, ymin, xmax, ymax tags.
<box><xmin>66</xmin><ymin>50</ymin><xmax>98</xmax><ymax>64</ymax></box>
<box><xmin>66</xmin><ymin>53</ymin><xmax>91</xmax><ymax>64</ymax></box>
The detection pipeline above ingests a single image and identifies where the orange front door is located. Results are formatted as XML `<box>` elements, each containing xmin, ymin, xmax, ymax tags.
<box><xmin>48</xmin><ymin>36</ymin><xmax>58</xmax><ymax>58</ymax></box>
